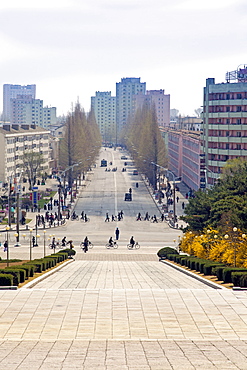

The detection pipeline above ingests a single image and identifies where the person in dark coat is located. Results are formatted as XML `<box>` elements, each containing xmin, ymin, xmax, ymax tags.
<box><xmin>115</xmin><ymin>227</ymin><xmax>120</xmax><ymax>240</ymax></box>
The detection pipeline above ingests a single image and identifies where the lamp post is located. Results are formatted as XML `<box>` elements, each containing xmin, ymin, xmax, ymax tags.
<box><xmin>224</xmin><ymin>227</ymin><xmax>238</xmax><ymax>267</ymax></box>
<box><xmin>5</xmin><ymin>226</ymin><xmax>10</xmax><ymax>267</ymax></box>
<box><xmin>29</xmin><ymin>228</ymin><xmax>33</xmax><ymax>261</ymax></box>
<box><xmin>43</xmin><ymin>230</ymin><xmax>46</xmax><ymax>257</ymax></box>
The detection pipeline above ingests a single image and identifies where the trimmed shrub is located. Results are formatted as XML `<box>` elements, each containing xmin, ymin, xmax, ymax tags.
<box><xmin>222</xmin><ymin>268</ymin><xmax>247</xmax><ymax>284</ymax></box>
<box><xmin>5</xmin><ymin>268</ymin><xmax>26</xmax><ymax>283</ymax></box>
<box><xmin>213</xmin><ymin>266</ymin><xmax>226</xmax><ymax>281</ymax></box>
<box><xmin>203</xmin><ymin>263</ymin><xmax>225</xmax><ymax>276</ymax></box>
<box><xmin>20</xmin><ymin>264</ymin><xmax>34</xmax><ymax>278</ymax></box>
<box><xmin>0</xmin><ymin>273</ymin><xmax>13</xmax><ymax>286</ymax></box>
<box><xmin>240</xmin><ymin>274</ymin><xmax>247</xmax><ymax>288</ymax></box>
<box><xmin>0</xmin><ymin>269</ymin><xmax>20</xmax><ymax>285</ymax></box>
<box><xmin>58</xmin><ymin>248</ymin><xmax>76</xmax><ymax>257</ymax></box>
<box><xmin>166</xmin><ymin>254</ymin><xmax>177</xmax><ymax>261</ymax></box>
<box><xmin>157</xmin><ymin>247</ymin><xmax>178</xmax><ymax>259</ymax></box>
<box><xmin>174</xmin><ymin>254</ymin><xmax>187</xmax><ymax>263</ymax></box>
<box><xmin>231</xmin><ymin>272</ymin><xmax>246</xmax><ymax>287</ymax></box>
<box><xmin>43</xmin><ymin>257</ymin><xmax>56</xmax><ymax>268</ymax></box>
<box><xmin>25</xmin><ymin>261</ymin><xmax>43</xmax><ymax>273</ymax></box>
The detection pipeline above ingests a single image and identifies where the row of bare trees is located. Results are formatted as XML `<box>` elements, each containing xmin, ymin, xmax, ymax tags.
<box><xmin>121</xmin><ymin>101</ymin><xmax>167</xmax><ymax>189</ymax></box>
<box><xmin>59</xmin><ymin>102</ymin><xmax>101</xmax><ymax>187</ymax></box>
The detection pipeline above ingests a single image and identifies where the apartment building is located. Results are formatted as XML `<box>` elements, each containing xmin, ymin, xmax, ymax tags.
<box><xmin>3</xmin><ymin>84</ymin><xmax>36</xmax><ymax>121</ymax></box>
<box><xmin>91</xmin><ymin>91</ymin><xmax>116</xmax><ymax>144</ymax></box>
<box><xmin>116</xmin><ymin>78</ymin><xmax>146</xmax><ymax>137</ymax></box>
<box><xmin>0</xmin><ymin>124</ymin><xmax>51</xmax><ymax>183</ymax></box>
<box><xmin>132</xmin><ymin>89</ymin><xmax>170</xmax><ymax>127</ymax></box>
<box><xmin>202</xmin><ymin>66</ymin><xmax>247</xmax><ymax>186</ymax></box>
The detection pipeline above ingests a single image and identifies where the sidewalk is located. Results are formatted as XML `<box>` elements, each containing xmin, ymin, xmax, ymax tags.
<box><xmin>0</xmin><ymin>174</ymin><xmax>90</xmax><ymax>234</ymax></box>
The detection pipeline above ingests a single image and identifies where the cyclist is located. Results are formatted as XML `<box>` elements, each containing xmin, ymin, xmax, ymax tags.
<box><xmin>129</xmin><ymin>236</ymin><xmax>135</xmax><ymax>248</ymax></box>
<box><xmin>80</xmin><ymin>211</ymin><xmax>84</xmax><ymax>221</ymax></box>
<box><xmin>84</xmin><ymin>214</ymin><xmax>88</xmax><ymax>222</ymax></box>
<box><xmin>108</xmin><ymin>236</ymin><xmax>114</xmax><ymax>247</ymax></box>
<box><xmin>83</xmin><ymin>236</ymin><xmax>89</xmax><ymax>253</ymax></box>
<box><xmin>51</xmin><ymin>237</ymin><xmax>56</xmax><ymax>249</ymax></box>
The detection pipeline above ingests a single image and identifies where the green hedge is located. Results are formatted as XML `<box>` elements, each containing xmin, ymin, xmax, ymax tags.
<box><xmin>157</xmin><ymin>247</ymin><xmax>178</xmax><ymax>259</ymax></box>
<box><xmin>222</xmin><ymin>268</ymin><xmax>247</xmax><ymax>283</ymax></box>
<box><xmin>203</xmin><ymin>263</ymin><xmax>225</xmax><ymax>276</ymax></box>
<box><xmin>58</xmin><ymin>248</ymin><xmax>76</xmax><ymax>257</ymax></box>
<box><xmin>0</xmin><ymin>273</ymin><xmax>13</xmax><ymax>286</ymax></box>
<box><xmin>0</xmin><ymin>269</ymin><xmax>21</xmax><ymax>285</ymax></box>
<box><xmin>231</xmin><ymin>272</ymin><xmax>247</xmax><ymax>287</ymax></box>
<box><xmin>5</xmin><ymin>268</ymin><xmax>26</xmax><ymax>283</ymax></box>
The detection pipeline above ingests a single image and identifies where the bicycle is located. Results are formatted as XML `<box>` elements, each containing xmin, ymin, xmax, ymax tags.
<box><xmin>127</xmin><ymin>242</ymin><xmax>140</xmax><ymax>249</ymax></box>
<box><xmin>80</xmin><ymin>241</ymin><xmax>93</xmax><ymax>249</ymax></box>
<box><xmin>71</xmin><ymin>215</ymin><xmax>79</xmax><ymax>221</ymax></box>
<box><xmin>105</xmin><ymin>241</ymin><xmax>118</xmax><ymax>249</ymax></box>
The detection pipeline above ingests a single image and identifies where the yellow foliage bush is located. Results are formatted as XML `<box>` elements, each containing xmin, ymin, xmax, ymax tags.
<box><xmin>179</xmin><ymin>228</ymin><xmax>247</xmax><ymax>268</ymax></box>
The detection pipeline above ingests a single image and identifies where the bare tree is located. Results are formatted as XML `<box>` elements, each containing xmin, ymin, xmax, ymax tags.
<box><xmin>22</xmin><ymin>151</ymin><xmax>44</xmax><ymax>190</ymax></box>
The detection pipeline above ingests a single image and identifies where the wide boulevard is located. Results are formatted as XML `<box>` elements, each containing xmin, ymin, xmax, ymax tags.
<box><xmin>0</xmin><ymin>148</ymin><xmax>247</xmax><ymax>369</ymax></box>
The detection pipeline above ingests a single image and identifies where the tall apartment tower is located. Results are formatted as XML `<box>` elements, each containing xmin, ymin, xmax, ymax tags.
<box><xmin>91</xmin><ymin>91</ymin><xmax>116</xmax><ymax>144</ymax></box>
<box><xmin>10</xmin><ymin>96</ymin><xmax>43</xmax><ymax>126</ymax></box>
<box><xmin>133</xmin><ymin>89</ymin><xmax>170</xmax><ymax>127</ymax></box>
<box><xmin>3</xmin><ymin>84</ymin><xmax>36</xmax><ymax>121</ymax></box>
<box><xmin>116</xmin><ymin>77</ymin><xmax>146</xmax><ymax>138</ymax></box>
<box><xmin>201</xmin><ymin>66</ymin><xmax>247</xmax><ymax>187</ymax></box>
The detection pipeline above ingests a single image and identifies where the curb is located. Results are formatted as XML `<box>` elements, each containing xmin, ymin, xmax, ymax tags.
<box><xmin>160</xmin><ymin>259</ymin><xmax>228</xmax><ymax>290</ymax></box>
<box><xmin>20</xmin><ymin>258</ymin><xmax>75</xmax><ymax>289</ymax></box>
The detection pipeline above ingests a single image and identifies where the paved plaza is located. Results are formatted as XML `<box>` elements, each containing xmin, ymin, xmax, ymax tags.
<box><xmin>0</xmin><ymin>252</ymin><xmax>247</xmax><ymax>368</ymax></box>
<box><xmin>1</xmin><ymin>148</ymin><xmax>247</xmax><ymax>369</ymax></box>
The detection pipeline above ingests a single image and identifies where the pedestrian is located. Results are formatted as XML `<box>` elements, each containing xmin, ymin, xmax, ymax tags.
<box><xmin>182</xmin><ymin>202</ymin><xmax>185</xmax><ymax>210</ymax></box>
<box><xmin>176</xmin><ymin>196</ymin><xmax>179</xmax><ymax>203</ymax></box>
<box><xmin>3</xmin><ymin>240</ymin><xmax>8</xmax><ymax>252</ymax></box>
<box><xmin>115</xmin><ymin>227</ymin><xmax>120</xmax><ymax>240</ymax></box>
<box><xmin>105</xmin><ymin>212</ymin><xmax>110</xmax><ymax>222</ymax></box>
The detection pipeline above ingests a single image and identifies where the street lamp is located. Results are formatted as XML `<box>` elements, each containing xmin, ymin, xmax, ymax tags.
<box><xmin>29</xmin><ymin>228</ymin><xmax>33</xmax><ymax>261</ymax></box>
<box><xmin>43</xmin><ymin>230</ymin><xmax>46</xmax><ymax>257</ymax></box>
<box><xmin>5</xmin><ymin>226</ymin><xmax>10</xmax><ymax>267</ymax></box>
<box><xmin>224</xmin><ymin>227</ymin><xmax>238</xmax><ymax>267</ymax></box>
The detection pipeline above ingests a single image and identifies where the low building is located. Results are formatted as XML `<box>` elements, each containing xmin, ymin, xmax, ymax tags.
<box><xmin>0</xmin><ymin>124</ymin><xmax>51</xmax><ymax>184</ymax></box>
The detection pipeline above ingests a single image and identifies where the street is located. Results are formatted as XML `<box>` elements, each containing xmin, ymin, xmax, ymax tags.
<box><xmin>1</xmin><ymin>147</ymin><xmax>247</xmax><ymax>369</ymax></box>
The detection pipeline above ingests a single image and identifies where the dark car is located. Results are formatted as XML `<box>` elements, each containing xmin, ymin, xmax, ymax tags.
<box><xmin>124</xmin><ymin>193</ymin><xmax>132</xmax><ymax>201</ymax></box>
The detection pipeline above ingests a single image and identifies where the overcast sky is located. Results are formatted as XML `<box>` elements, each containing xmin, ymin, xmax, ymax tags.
<box><xmin>0</xmin><ymin>0</ymin><xmax>246</xmax><ymax>117</ymax></box>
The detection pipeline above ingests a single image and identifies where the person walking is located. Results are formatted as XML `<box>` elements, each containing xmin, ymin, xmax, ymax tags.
<box><xmin>115</xmin><ymin>227</ymin><xmax>120</xmax><ymax>241</ymax></box>
<box><xmin>3</xmin><ymin>240</ymin><xmax>8</xmax><ymax>252</ymax></box>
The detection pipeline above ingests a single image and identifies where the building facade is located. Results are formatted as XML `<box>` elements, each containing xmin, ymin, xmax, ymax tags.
<box><xmin>146</xmin><ymin>90</ymin><xmax>170</xmax><ymax>127</ymax></box>
<box><xmin>0</xmin><ymin>125</ymin><xmax>51</xmax><ymax>183</ymax></box>
<box><xmin>116</xmin><ymin>77</ymin><xmax>146</xmax><ymax>139</ymax></box>
<box><xmin>91</xmin><ymin>91</ymin><xmax>116</xmax><ymax>144</ymax></box>
<box><xmin>3</xmin><ymin>84</ymin><xmax>36</xmax><ymax>121</ymax></box>
<box><xmin>160</xmin><ymin>127</ymin><xmax>201</xmax><ymax>191</ymax></box>
<box><xmin>202</xmin><ymin>68</ymin><xmax>247</xmax><ymax>187</ymax></box>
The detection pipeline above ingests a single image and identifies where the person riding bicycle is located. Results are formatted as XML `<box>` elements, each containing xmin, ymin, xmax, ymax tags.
<box><xmin>81</xmin><ymin>211</ymin><xmax>84</xmax><ymax>220</ymax></box>
<box><xmin>51</xmin><ymin>237</ymin><xmax>56</xmax><ymax>249</ymax></box>
<box><xmin>72</xmin><ymin>211</ymin><xmax>77</xmax><ymax>220</ymax></box>
<box><xmin>84</xmin><ymin>214</ymin><xmax>88</xmax><ymax>222</ymax></box>
<box><xmin>61</xmin><ymin>236</ymin><xmax>66</xmax><ymax>247</ymax></box>
<box><xmin>83</xmin><ymin>236</ymin><xmax>89</xmax><ymax>253</ymax></box>
<box><xmin>129</xmin><ymin>236</ymin><xmax>135</xmax><ymax>248</ymax></box>
<box><xmin>108</xmin><ymin>236</ymin><xmax>114</xmax><ymax>247</ymax></box>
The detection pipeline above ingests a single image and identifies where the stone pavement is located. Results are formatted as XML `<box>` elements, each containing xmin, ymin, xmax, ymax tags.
<box><xmin>1</xmin><ymin>250</ymin><xmax>247</xmax><ymax>368</ymax></box>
